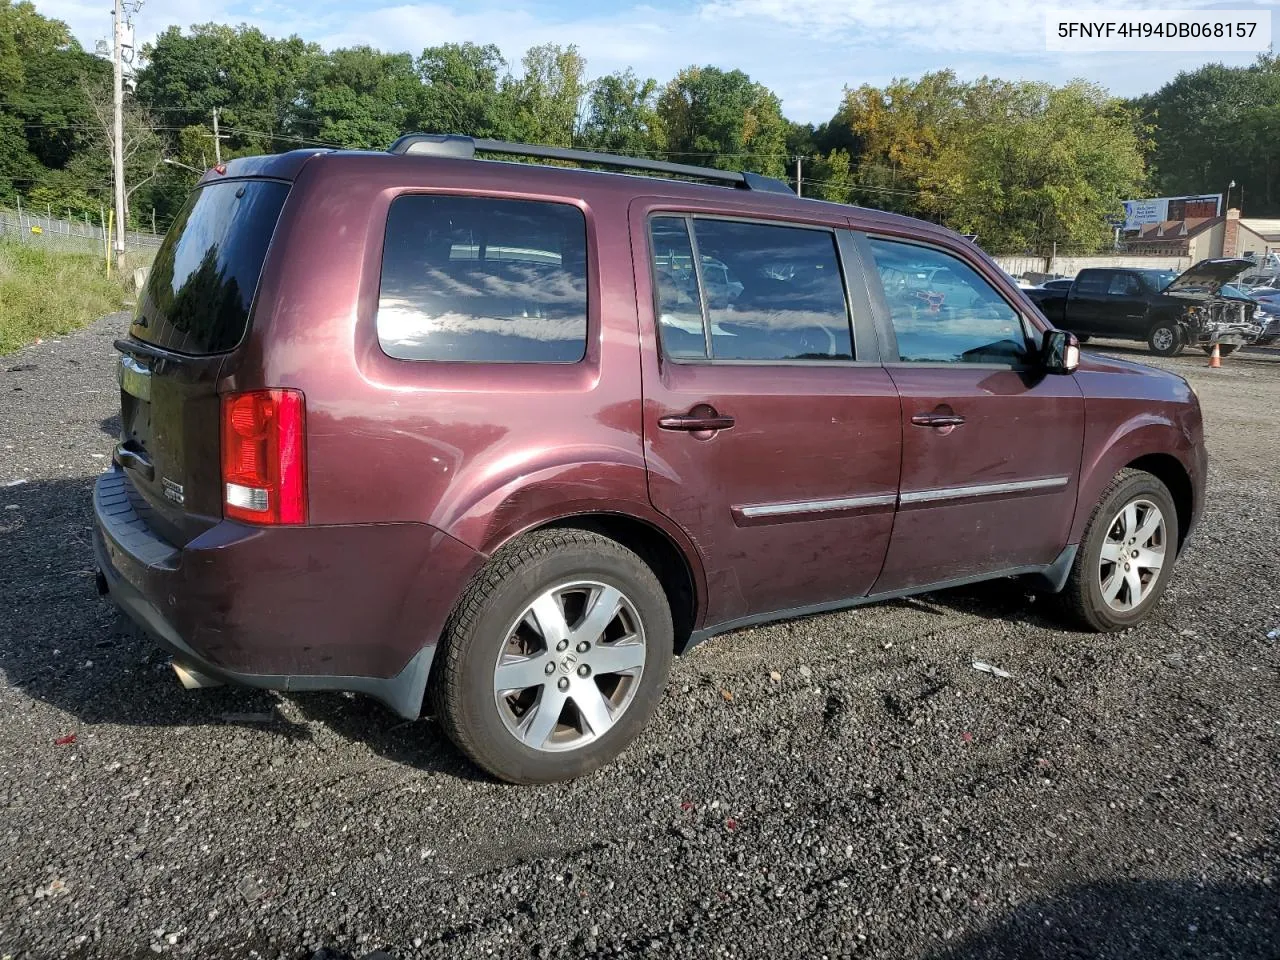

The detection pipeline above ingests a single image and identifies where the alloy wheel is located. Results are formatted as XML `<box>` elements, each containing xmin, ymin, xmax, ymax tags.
<box><xmin>1098</xmin><ymin>498</ymin><xmax>1166</xmax><ymax>612</ymax></box>
<box><xmin>492</xmin><ymin>581</ymin><xmax>646</xmax><ymax>752</ymax></box>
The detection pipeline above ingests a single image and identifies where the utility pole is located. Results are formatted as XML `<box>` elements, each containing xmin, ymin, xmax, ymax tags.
<box><xmin>795</xmin><ymin>155</ymin><xmax>802</xmax><ymax>198</ymax></box>
<box><xmin>111</xmin><ymin>0</ymin><xmax>127</xmax><ymax>272</ymax></box>
<box><xmin>212</xmin><ymin>108</ymin><xmax>223</xmax><ymax>165</ymax></box>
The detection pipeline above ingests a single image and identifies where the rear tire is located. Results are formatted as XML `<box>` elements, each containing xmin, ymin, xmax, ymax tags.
<box><xmin>431</xmin><ymin>529</ymin><xmax>673</xmax><ymax>784</ymax></box>
<box><xmin>1200</xmin><ymin>343</ymin><xmax>1240</xmax><ymax>356</ymax></box>
<box><xmin>1057</xmin><ymin>469</ymin><xmax>1179</xmax><ymax>632</ymax></box>
<box><xmin>1147</xmin><ymin>322</ymin><xmax>1183</xmax><ymax>357</ymax></box>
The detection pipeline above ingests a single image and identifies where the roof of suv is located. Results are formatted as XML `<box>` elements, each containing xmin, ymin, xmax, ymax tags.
<box><xmin>199</xmin><ymin>137</ymin><xmax>965</xmax><ymax>248</ymax></box>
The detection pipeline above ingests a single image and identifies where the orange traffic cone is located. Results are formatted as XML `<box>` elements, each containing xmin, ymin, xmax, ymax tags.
<box><xmin>1208</xmin><ymin>343</ymin><xmax>1221</xmax><ymax>368</ymax></box>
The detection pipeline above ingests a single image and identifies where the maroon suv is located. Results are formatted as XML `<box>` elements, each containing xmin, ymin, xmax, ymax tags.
<box><xmin>94</xmin><ymin>135</ymin><xmax>1207</xmax><ymax>783</ymax></box>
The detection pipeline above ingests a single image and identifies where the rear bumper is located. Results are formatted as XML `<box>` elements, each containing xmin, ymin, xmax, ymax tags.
<box><xmin>92</xmin><ymin>468</ymin><xmax>483</xmax><ymax>718</ymax></box>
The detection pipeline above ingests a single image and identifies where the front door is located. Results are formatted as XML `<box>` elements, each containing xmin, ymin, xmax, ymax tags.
<box><xmin>856</xmin><ymin>233</ymin><xmax>1085</xmax><ymax>592</ymax></box>
<box><xmin>632</xmin><ymin>204</ymin><xmax>901</xmax><ymax>630</ymax></box>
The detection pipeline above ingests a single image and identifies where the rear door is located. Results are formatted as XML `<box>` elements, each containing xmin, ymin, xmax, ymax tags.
<box><xmin>856</xmin><ymin>232</ymin><xmax>1084</xmax><ymax>592</ymax></box>
<box><xmin>114</xmin><ymin>178</ymin><xmax>289</xmax><ymax>545</ymax></box>
<box><xmin>632</xmin><ymin>202</ymin><xmax>901</xmax><ymax>630</ymax></box>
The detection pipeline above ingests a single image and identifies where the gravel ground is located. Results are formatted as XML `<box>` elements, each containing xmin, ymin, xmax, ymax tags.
<box><xmin>1</xmin><ymin>317</ymin><xmax>1278</xmax><ymax>960</ymax></box>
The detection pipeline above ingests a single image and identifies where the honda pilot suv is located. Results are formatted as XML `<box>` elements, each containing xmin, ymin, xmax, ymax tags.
<box><xmin>94</xmin><ymin>135</ymin><xmax>1207</xmax><ymax>783</ymax></box>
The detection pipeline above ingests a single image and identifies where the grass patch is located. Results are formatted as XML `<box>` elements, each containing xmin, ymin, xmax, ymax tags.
<box><xmin>0</xmin><ymin>241</ymin><xmax>131</xmax><ymax>354</ymax></box>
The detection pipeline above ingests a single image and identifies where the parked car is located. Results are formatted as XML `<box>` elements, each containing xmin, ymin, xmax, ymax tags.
<box><xmin>94</xmin><ymin>135</ymin><xmax>1208</xmax><ymax>783</ymax></box>
<box><xmin>1245</xmin><ymin>287</ymin><xmax>1280</xmax><ymax>345</ymax></box>
<box><xmin>1040</xmin><ymin>277</ymin><xmax>1075</xmax><ymax>291</ymax></box>
<box><xmin>1026</xmin><ymin>260</ymin><xmax>1263</xmax><ymax>356</ymax></box>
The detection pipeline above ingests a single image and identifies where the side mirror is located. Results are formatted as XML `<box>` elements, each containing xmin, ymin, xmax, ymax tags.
<box><xmin>1041</xmin><ymin>329</ymin><xmax>1080</xmax><ymax>374</ymax></box>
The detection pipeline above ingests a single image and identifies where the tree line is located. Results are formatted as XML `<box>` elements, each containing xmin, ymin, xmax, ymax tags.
<box><xmin>3</xmin><ymin>0</ymin><xmax>1279</xmax><ymax>253</ymax></box>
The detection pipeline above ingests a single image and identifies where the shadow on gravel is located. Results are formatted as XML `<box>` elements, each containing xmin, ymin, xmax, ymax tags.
<box><xmin>0</xmin><ymin>477</ymin><xmax>469</xmax><ymax>776</ymax></box>
<box><xmin>931</xmin><ymin>870</ymin><xmax>1280</xmax><ymax>960</ymax></box>
<box><xmin>286</xmin><ymin>693</ymin><xmax>484</xmax><ymax>782</ymax></box>
<box><xmin>99</xmin><ymin>413</ymin><xmax>121</xmax><ymax>438</ymax></box>
<box><xmin>899</xmin><ymin>579</ymin><xmax>1065</xmax><ymax>631</ymax></box>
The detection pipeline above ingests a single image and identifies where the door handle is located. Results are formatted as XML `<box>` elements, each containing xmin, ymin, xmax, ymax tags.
<box><xmin>660</xmin><ymin>414</ymin><xmax>732</xmax><ymax>432</ymax></box>
<box><xmin>911</xmin><ymin>413</ymin><xmax>966</xmax><ymax>428</ymax></box>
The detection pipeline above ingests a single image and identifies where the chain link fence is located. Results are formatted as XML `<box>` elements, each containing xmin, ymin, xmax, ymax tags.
<box><xmin>0</xmin><ymin>209</ymin><xmax>163</xmax><ymax>257</ymax></box>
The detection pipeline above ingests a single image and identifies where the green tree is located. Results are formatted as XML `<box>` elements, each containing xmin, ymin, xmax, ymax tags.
<box><xmin>413</xmin><ymin>42</ymin><xmax>510</xmax><ymax>137</ymax></box>
<box><xmin>137</xmin><ymin>25</ymin><xmax>321</xmax><ymax>154</ymax></box>
<box><xmin>1139</xmin><ymin>55</ymin><xmax>1280</xmax><ymax>215</ymax></box>
<box><xmin>807</xmin><ymin>148</ymin><xmax>854</xmax><ymax>203</ymax></box>
<box><xmin>657</xmin><ymin>66</ymin><xmax>787</xmax><ymax>177</ymax></box>
<box><xmin>579</xmin><ymin>69</ymin><xmax>662</xmax><ymax>155</ymax></box>
<box><xmin>300</xmin><ymin>47</ymin><xmax>418</xmax><ymax>149</ymax></box>
<box><xmin>0</xmin><ymin>0</ymin><xmax>106</xmax><ymax>200</ymax></box>
<box><xmin>506</xmin><ymin>43</ymin><xmax>586</xmax><ymax>146</ymax></box>
<box><xmin>833</xmin><ymin>71</ymin><xmax>1148</xmax><ymax>249</ymax></box>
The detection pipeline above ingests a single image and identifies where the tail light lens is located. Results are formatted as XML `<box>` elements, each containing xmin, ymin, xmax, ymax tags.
<box><xmin>220</xmin><ymin>389</ymin><xmax>307</xmax><ymax>525</ymax></box>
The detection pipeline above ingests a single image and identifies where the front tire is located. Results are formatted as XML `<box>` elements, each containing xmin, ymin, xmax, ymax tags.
<box><xmin>431</xmin><ymin>529</ymin><xmax>673</xmax><ymax>784</ymax></box>
<box><xmin>1147</xmin><ymin>321</ymin><xmax>1183</xmax><ymax>357</ymax></box>
<box><xmin>1058</xmin><ymin>469</ymin><xmax>1179</xmax><ymax>632</ymax></box>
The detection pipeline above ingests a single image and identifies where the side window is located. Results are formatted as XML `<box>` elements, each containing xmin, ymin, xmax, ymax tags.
<box><xmin>377</xmin><ymin>195</ymin><xmax>588</xmax><ymax>362</ymax></box>
<box><xmin>650</xmin><ymin>217</ymin><xmax>709</xmax><ymax>359</ymax></box>
<box><xmin>865</xmin><ymin>237</ymin><xmax>1030</xmax><ymax>364</ymax></box>
<box><xmin>1108</xmin><ymin>272</ymin><xmax>1140</xmax><ymax>296</ymax></box>
<box><xmin>1075</xmin><ymin>271</ymin><xmax>1109</xmax><ymax>295</ymax></box>
<box><xmin>649</xmin><ymin>216</ymin><xmax>854</xmax><ymax>361</ymax></box>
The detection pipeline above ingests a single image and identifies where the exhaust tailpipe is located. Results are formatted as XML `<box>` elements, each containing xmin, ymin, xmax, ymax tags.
<box><xmin>172</xmin><ymin>661</ymin><xmax>224</xmax><ymax>689</ymax></box>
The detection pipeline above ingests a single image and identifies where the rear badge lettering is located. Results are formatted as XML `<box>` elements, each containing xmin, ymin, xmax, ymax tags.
<box><xmin>161</xmin><ymin>478</ymin><xmax>185</xmax><ymax>505</ymax></box>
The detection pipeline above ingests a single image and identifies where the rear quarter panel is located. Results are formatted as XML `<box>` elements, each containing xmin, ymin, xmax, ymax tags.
<box><xmin>236</xmin><ymin>156</ymin><xmax>660</xmax><ymax>544</ymax></box>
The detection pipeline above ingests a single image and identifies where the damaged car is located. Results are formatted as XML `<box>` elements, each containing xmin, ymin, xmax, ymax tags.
<box><xmin>1027</xmin><ymin>258</ymin><xmax>1263</xmax><ymax>356</ymax></box>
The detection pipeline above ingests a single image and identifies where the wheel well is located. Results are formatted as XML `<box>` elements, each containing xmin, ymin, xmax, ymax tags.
<box><xmin>535</xmin><ymin>514</ymin><xmax>697</xmax><ymax>652</ymax></box>
<box><xmin>1126</xmin><ymin>453</ymin><xmax>1193</xmax><ymax>549</ymax></box>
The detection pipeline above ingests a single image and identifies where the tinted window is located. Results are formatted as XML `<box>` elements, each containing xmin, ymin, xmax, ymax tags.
<box><xmin>693</xmin><ymin>219</ymin><xmax>852</xmax><ymax>360</ymax></box>
<box><xmin>132</xmin><ymin>180</ymin><xmax>289</xmax><ymax>354</ymax></box>
<box><xmin>650</xmin><ymin>217</ymin><xmax>853</xmax><ymax>361</ymax></box>
<box><xmin>866</xmin><ymin>238</ymin><xmax>1029</xmax><ymax>364</ymax></box>
<box><xmin>650</xmin><ymin>217</ymin><xmax>709</xmax><ymax>358</ymax></box>
<box><xmin>1108</xmin><ymin>273</ymin><xmax>1141</xmax><ymax>296</ymax></box>
<box><xmin>377</xmin><ymin>195</ymin><xmax>587</xmax><ymax>363</ymax></box>
<box><xmin>1075</xmin><ymin>271</ymin><xmax>1109</xmax><ymax>295</ymax></box>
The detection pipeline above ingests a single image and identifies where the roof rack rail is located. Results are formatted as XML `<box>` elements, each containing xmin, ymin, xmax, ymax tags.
<box><xmin>386</xmin><ymin>134</ymin><xmax>794</xmax><ymax>195</ymax></box>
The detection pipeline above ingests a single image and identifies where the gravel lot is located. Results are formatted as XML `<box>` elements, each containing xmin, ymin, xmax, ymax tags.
<box><xmin>2</xmin><ymin>316</ymin><xmax>1278</xmax><ymax>960</ymax></box>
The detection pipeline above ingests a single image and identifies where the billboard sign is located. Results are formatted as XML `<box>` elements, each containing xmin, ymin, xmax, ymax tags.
<box><xmin>1122</xmin><ymin>194</ymin><xmax>1222</xmax><ymax>231</ymax></box>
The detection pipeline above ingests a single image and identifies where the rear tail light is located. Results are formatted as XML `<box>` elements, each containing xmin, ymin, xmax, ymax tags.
<box><xmin>220</xmin><ymin>389</ymin><xmax>307</xmax><ymax>525</ymax></box>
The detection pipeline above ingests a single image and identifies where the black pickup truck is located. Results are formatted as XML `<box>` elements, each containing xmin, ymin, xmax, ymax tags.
<box><xmin>1025</xmin><ymin>259</ymin><xmax>1262</xmax><ymax>356</ymax></box>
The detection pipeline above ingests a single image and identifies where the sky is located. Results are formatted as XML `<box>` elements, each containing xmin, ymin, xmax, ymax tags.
<box><xmin>35</xmin><ymin>0</ymin><xmax>1279</xmax><ymax>123</ymax></box>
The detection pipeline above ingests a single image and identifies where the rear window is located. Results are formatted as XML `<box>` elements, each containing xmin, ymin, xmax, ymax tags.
<box><xmin>131</xmin><ymin>180</ymin><xmax>289</xmax><ymax>354</ymax></box>
<box><xmin>376</xmin><ymin>195</ymin><xmax>588</xmax><ymax>363</ymax></box>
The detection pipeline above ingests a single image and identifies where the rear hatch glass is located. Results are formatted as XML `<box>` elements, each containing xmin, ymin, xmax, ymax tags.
<box><xmin>116</xmin><ymin>178</ymin><xmax>289</xmax><ymax>545</ymax></box>
<box><xmin>130</xmin><ymin>179</ymin><xmax>289</xmax><ymax>353</ymax></box>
